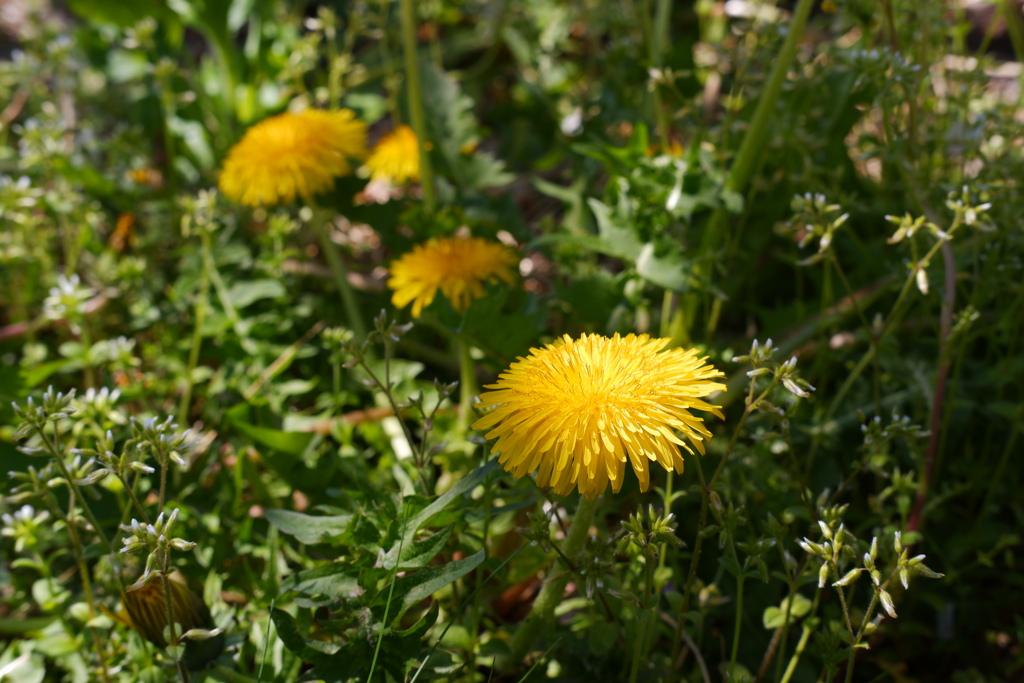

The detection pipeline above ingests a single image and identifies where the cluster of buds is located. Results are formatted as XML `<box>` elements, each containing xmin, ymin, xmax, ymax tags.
<box><xmin>797</xmin><ymin>519</ymin><xmax>856</xmax><ymax>590</ymax></box>
<box><xmin>4</xmin><ymin>464</ymin><xmax>57</xmax><ymax>505</ymax></box>
<box><xmin>861</xmin><ymin>413</ymin><xmax>929</xmax><ymax>453</ymax></box>
<box><xmin>324</xmin><ymin>311</ymin><xmax>415</xmax><ymax>372</ymax></box>
<box><xmin>12</xmin><ymin>386</ymin><xmax>76</xmax><ymax>446</ymax></box>
<box><xmin>93</xmin><ymin>336</ymin><xmax>140</xmax><ymax>370</ymax></box>
<box><xmin>616</xmin><ymin>504</ymin><xmax>683</xmax><ymax>559</ymax></box>
<box><xmin>945</xmin><ymin>186</ymin><xmax>993</xmax><ymax>231</ymax></box>
<box><xmin>119</xmin><ymin>509</ymin><xmax>196</xmax><ymax>591</ymax></box>
<box><xmin>407</xmin><ymin>378</ymin><xmax>459</xmax><ymax>436</ymax></box>
<box><xmin>178</xmin><ymin>189</ymin><xmax>218</xmax><ymax>239</ymax></box>
<box><xmin>784</xmin><ymin>192</ymin><xmax>850</xmax><ymax>264</ymax></box>
<box><xmin>801</xmin><ymin>527</ymin><xmax>943</xmax><ymax>622</ymax></box>
<box><xmin>733</xmin><ymin>339</ymin><xmax>816</xmax><ymax>404</ymax></box>
<box><xmin>72</xmin><ymin>429</ymin><xmax>156</xmax><ymax>482</ymax></box>
<box><xmin>130</xmin><ymin>416</ymin><xmax>195</xmax><ymax>471</ymax></box>
<box><xmin>884</xmin><ymin>213</ymin><xmax>942</xmax><ymax>246</ymax></box>
<box><xmin>71</xmin><ymin>387</ymin><xmax>128</xmax><ymax>439</ymax></box>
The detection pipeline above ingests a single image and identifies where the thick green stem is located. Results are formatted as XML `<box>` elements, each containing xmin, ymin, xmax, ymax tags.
<box><xmin>700</xmin><ymin>0</ymin><xmax>818</xmax><ymax>334</ymax></box>
<box><xmin>312</xmin><ymin>211</ymin><xmax>368</xmax><ymax>340</ymax></box>
<box><xmin>398</xmin><ymin>0</ymin><xmax>436</xmax><ymax>211</ymax></box>
<box><xmin>507</xmin><ymin>495</ymin><xmax>599</xmax><ymax>663</ymax></box>
<box><xmin>702</xmin><ymin>0</ymin><xmax>816</xmax><ymax>243</ymax></box>
<box><xmin>457</xmin><ymin>336</ymin><xmax>476</xmax><ymax>430</ymax></box>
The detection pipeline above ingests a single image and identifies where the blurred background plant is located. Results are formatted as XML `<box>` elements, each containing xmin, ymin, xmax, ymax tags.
<box><xmin>1</xmin><ymin>0</ymin><xmax>1021</xmax><ymax>681</ymax></box>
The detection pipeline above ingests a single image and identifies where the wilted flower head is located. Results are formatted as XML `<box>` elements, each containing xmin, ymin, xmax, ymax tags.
<box><xmin>364</xmin><ymin>125</ymin><xmax>420</xmax><ymax>184</ymax></box>
<box><xmin>218</xmin><ymin>109</ymin><xmax>368</xmax><ymax>206</ymax></box>
<box><xmin>388</xmin><ymin>235</ymin><xmax>519</xmax><ymax>318</ymax></box>
<box><xmin>108</xmin><ymin>571</ymin><xmax>223</xmax><ymax>666</ymax></box>
<box><xmin>473</xmin><ymin>334</ymin><xmax>726</xmax><ymax>499</ymax></box>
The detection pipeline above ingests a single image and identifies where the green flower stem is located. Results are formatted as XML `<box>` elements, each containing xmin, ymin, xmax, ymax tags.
<box><xmin>399</xmin><ymin>0</ymin><xmax>437</xmax><ymax>212</ymax></box>
<box><xmin>700</xmin><ymin>0</ymin><xmax>817</xmax><ymax>332</ymax></box>
<box><xmin>41</xmin><ymin>430</ymin><xmax>116</xmax><ymax>562</ymax></box>
<box><xmin>311</xmin><ymin>210</ymin><xmax>368</xmax><ymax>341</ymax></box>
<box><xmin>843</xmin><ymin>565</ymin><xmax>899</xmax><ymax>683</ymax></box>
<box><xmin>456</xmin><ymin>336</ymin><xmax>476</xmax><ymax>430</ymax></box>
<box><xmin>831</xmin><ymin>562</ymin><xmax>857</xmax><ymax>648</ymax></box>
<box><xmin>779</xmin><ymin>588</ymin><xmax>820</xmax><ymax>683</ymax></box>
<box><xmin>117</xmin><ymin>473</ymin><xmax>151</xmax><ymax>526</ymax></box>
<box><xmin>642</xmin><ymin>0</ymin><xmax>672</xmax><ymax>147</ymax></box>
<box><xmin>178</xmin><ymin>231</ymin><xmax>211</xmax><ymax>426</ymax></box>
<box><xmin>158</xmin><ymin>459</ymin><xmax>169</xmax><ymax>517</ymax></box>
<box><xmin>199</xmin><ymin>229</ymin><xmax>241</xmax><ymax>331</ymax></box>
<box><xmin>161</xmin><ymin>549</ymin><xmax>188</xmax><ymax>683</ymax></box>
<box><xmin>508</xmin><ymin>495</ymin><xmax>600</xmax><ymax>664</ymax></box>
<box><xmin>377</xmin><ymin>0</ymin><xmax>403</xmax><ymax>126</ymax></box>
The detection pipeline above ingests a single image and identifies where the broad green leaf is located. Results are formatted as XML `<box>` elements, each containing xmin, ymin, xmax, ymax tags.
<box><xmin>226</xmin><ymin>279</ymin><xmax>286</xmax><ymax>309</ymax></box>
<box><xmin>762</xmin><ymin>593</ymin><xmax>812</xmax><ymax>629</ymax></box>
<box><xmin>264</xmin><ymin>509</ymin><xmax>353</xmax><ymax>545</ymax></box>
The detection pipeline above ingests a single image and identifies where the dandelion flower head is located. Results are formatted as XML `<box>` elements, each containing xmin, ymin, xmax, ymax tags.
<box><xmin>388</xmin><ymin>235</ymin><xmax>519</xmax><ymax>318</ymax></box>
<box><xmin>472</xmin><ymin>334</ymin><xmax>726</xmax><ymax>499</ymax></box>
<box><xmin>218</xmin><ymin>109</ymin><xmax>368</xmax><ymax>206</ymax></box>
<box><xmin>365</xmin><ymin>125</ymin><xmax>420</xmax><ymax>184</ymax></box>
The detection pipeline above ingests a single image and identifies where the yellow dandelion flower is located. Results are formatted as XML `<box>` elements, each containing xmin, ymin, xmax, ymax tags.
<box><xmin>365</xmin><ymin>125</ymin><xmax>420</xmax><ymax>184</ymax></box>
<box><xmin>218</xmin><ymin>109</ymin><xmax>368</xmax><ymax>206</ymax></box>
<box><xmin>388</xmin><ymin>236</ymin><xmax>519</xmax><ymax>318</ymax></box>
<box><xmin>472</xmin><ymin>334</ymin><xmax>726</xmax><ymax>499</ymax></box>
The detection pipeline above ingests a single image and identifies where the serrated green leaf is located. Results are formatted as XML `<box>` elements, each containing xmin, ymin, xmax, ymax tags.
<box><xmin>382</xmin><ymin>524</ymin><xmax>455</xmax><ymax>571</ymax></box>
<box><xmin>373</xmin><ymin>550</ymin><xmax>486</xmax><ymax>618</ymax></box>
<box><xmin>279</xmin><ymin>563</ymin><xmax>362</xmax><ymax>598</ymax></box>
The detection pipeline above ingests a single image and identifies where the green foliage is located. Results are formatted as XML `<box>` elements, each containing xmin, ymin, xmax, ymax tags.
<box><xmin>1</xmin><ymin>0</ymin><xmax>1022</xmax><ymax>682</ymax></box>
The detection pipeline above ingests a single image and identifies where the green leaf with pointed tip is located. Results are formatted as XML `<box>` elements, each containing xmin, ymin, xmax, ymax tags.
<box><xmin>373</xmin><ymin>550</ymin><xmax>486</xmax><ymax>619</ymax></box>
<box><xmin>264</xmin><ymin>509</ymin><xmax>353</xmax><ymax>545</ymax></box>
<box><xmin>382</xmin><ymin>524</ymin><xmax>455</xmax><ymax>571</ymax></box>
